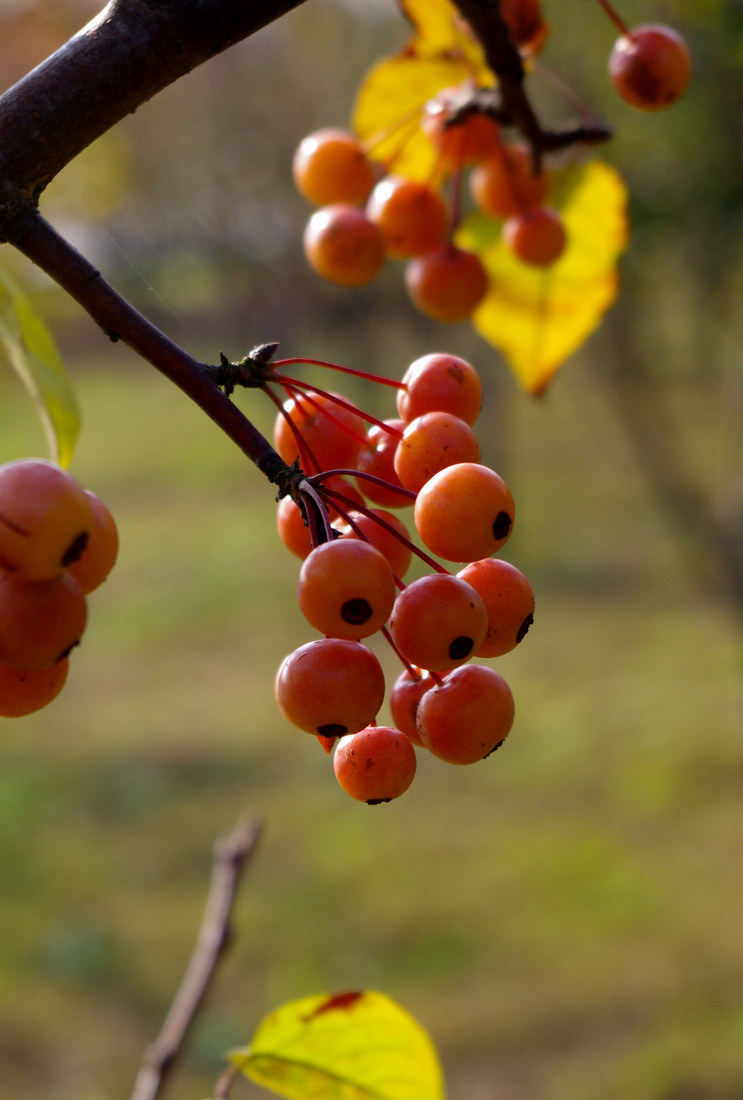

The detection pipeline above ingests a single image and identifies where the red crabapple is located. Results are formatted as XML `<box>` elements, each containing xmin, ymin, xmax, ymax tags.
<box><xmin>609</xmin><ymin>24</ymin><xmax>692</xmax><ymax>111</ymax></box>
<box><xmin>414</xmin><ymin>462</ymin><xmax>515</xmax><ymax>562</ymax></box>
<box><xmin>303</xmin><ymin>204</ymin><xmax>386</xmax><ymax>287</ymax></box>
<box><xmin>333</xmin><ymin>725</ymin><xmax>417</xmax><ymax>803</ymax></box>
<box><xmin>388</xmin><ymin>573</ymin><xmax>488</xmax><ymax>671</ymax></box>
<box><xmin>275</xmin><ymin>637</ymin><xmax>385</xmax><ymax>738</ymax></box>
<box><xmin>416</xmin><ymin>664</ymin><xmax>515</xmax><ymax>764</ymax></box>
<box><xmin>297</xmin><ymin>539</ymin><xmax>396</xmax><ymax>639</ymax></box>
<box><xmin>457</xmin><ymin>558</ymin><xmax>535</xmax><ymax>657</ymax></box>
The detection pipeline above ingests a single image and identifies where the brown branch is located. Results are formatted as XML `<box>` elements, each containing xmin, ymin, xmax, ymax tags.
<box><xmin>0</xmin><ymin>0</ymin><xmax>310</xmax><ymax>232</ymax></box>
<box><xmin>7</xmin><ymin>209</ymin><xmax>290</xmax><ymax>481</ymax></box>
<box><xmin>130</xmin><ymin>817</ymin><xmax>262</xmax><ymax>1100</ymax></box>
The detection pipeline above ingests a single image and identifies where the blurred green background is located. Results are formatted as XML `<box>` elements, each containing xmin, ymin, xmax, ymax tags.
<box><xmin>1</xmin><ymin>1</ymin><xmax>742</xmax><ymax>1098</ymax></box>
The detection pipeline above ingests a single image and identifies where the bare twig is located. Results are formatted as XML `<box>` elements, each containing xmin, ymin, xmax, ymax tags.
<box><xmin>130</xmin><ymin>817</ymin><xmax>262</xmax><ymax>1100</ymax></box>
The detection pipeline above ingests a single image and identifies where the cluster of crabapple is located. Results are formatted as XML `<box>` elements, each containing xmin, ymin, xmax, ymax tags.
<box><xmin>0</xmin><ymin>458</ymin><xmax>118</xmax><ymax>718</ymax></box>
<box><xmin>270</xmin><ymin>351</ymin><xmax>535</xmax><ymax>805</ymax></box>
<box><xmin>292</xmin><ymin>0</ymin><xmax>691</xmax><ymax>323</ymax></box>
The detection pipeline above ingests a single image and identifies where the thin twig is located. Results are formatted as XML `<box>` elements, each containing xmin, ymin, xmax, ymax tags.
<box><xmin>129</xmin><ymin>816</ymin><xmax>262</xmax><ymax>1100</ymax></box>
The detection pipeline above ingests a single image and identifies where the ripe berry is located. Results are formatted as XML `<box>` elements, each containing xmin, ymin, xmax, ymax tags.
<box><xmin>275</xmin><ymin>637</ymin><xmax>385</xmax><ymax>738</ymax></box>
<box><xmin>609</xmin><ymin>24</ymin><xmax>692</xmax><ymax>111</ymax></box>
<box><xmin>336</xmin><ymin>508</ymin><xmax>413</xmax><ymax>580</ymax></box>
<box><xmin>0</xmin><ymin>459</ymin><xmax>93</xmax><ymax>582</ymax></box>
<box><xmin>333</xmin><ymin>725</ymin><xmax>417</xmax><ymax>803</ymax></box>
<box><xmin>416</xmin><ymin>664</ymin><xmax>515</xmax><ymax>764</ymax></box>
<box><xmin>303</xmin><ymin>204</ymin><xmax>386</xmax><ymax>287</ymax></box>
<box><xmin>388</xmin><ymin>573</ymin><xmax>488</xmax><ymax>672</ymax></box>
<box><xmin>405</xmin><ymin>244</ymin><xmax>489</xmax><ymax>323</ymax></box>
<box><xmin>366</xmin><ymin>175</ymin><xmax>450</xmax><ymax>259</ymax></box>
<box><xmin>292</xmin><ymin>128</ymin><xmax>376</xmax><ymax>206</ymax></box>
<box><xmin>0</xmin><ymin>571</ymin><xmax>88</xmax><ymax>670</ymax></box>
<box><xmin>457</xmin><ymin>558</ymin><xmax>535</xmax><ymax>657</ymax></box>
<box><xmin>414</xmin><ymin>462</ymin><xmax>515</xmax><ymax>563</ymax></box>
<box><xmin>500</xmin><ymin>0</ymin><xmax>547</xmax><ymax>51</ymax></box>
<box><xmin>397</xmin><ymin>353</ymin><xmax>482</xmax><ymax>426</ymax></box>
<box><xmin>297</xmin><ymin>539</ymin><xmax>396</xmax><ymax>639</ymax></box>
<box><xmin>67</xmin><ymin>490</ymin><xmax>118</xmax><ymax>594</ymax></box>
<box><xmin>469</xmin><ymin>143</ymin><xmax>547</xmax><ymax>221</ymax></box>
<box><xmin>393</xmin><ymin>411</ymin><xmax>480</xmax><ymax>493</ymax></box>
<box><xmin>273</xmin><ymin>391</ymin><xmax>366</xmax><ymax>473</ymax></box>
<box><xmin>0</xmin><ymin>657</ymin><xmax>69</xmax><ymax>718</ymax></box>
<box><xmin>355</xmin><ymin>419</ymin><xmax>411</xmax><ymax>509</ymax></box>
<box><xmin>503</xmin><ymin>207</ymin><xmax>566</xmax><ymax>267</ymax></box>
<box><xmin>422</xmin><ymin>99</ymin><xmax>501</xmax><ymax>172</ymax></box>
<box><xmin>389</xmin><ymin>667</ymin><xmax>438</xmax><ymax>747</ymax></box>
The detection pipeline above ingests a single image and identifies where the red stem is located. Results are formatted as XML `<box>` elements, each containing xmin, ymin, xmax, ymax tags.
<box><xmin>593</xmin><ymin>0</ymin><xmax>630</xmax><ymax>36</ymax></box>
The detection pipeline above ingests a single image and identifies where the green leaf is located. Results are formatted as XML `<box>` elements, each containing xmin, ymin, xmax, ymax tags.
<box><xmin>0</xmin><ymin>270</ymin><xmax>80</xmax><ymax>467</ymax></box>
<box><xmin>231</xmin><ymin>990</ymin><xmax>445</xmax><ymax>1100</ymax></box>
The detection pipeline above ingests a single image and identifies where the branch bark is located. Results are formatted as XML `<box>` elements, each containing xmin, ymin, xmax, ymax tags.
<box><xmin>130</xmin><ymin>817</ymin><xmax>262</xmax><ymax>1100</ymax></box>
<box><xmin>0</xmin><ymin>0</ymin><xmax>310</xmax><ymax>234</ymax></box>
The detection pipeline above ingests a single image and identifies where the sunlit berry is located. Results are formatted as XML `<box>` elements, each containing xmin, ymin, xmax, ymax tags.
<box><xmin>67</xmin><ymin>490</ymin><xmax>118</xmax><ymax>594</ymax></box>
<box><xmin>366</xmin><ymin>175</ymin><xmax>450</xmax><ymax>259</ymax></box>
<box><xmin>422</xmin><ymin>99</ymin><xmax>501</xmax><ymax>171</ymax></box>
<box><xmin>336</xmin><ymin>508</ymin><xmax>413</xmax><ymax>580</ymax></box>
<box><xmin>273</xmin><ymin>390</ymin><xmax>366</xmax><ymax>473</ymax></box>
<box><xmin>275</xmin><ymin>637</ymin><xmax>385</xmax><ymax>738</ymax></box>
<box><xmin>503</xmin><ymin>207</ymin><xmax>566</xmax><ymax>267</ymax></box>
<box><xmin>469</xmin><ymin>143</ymin><xmax>547</xmax><ymax>220</ymax></box>
<box><xmin>609</xmin><ymin>24</ymin><xmax>692</xmax><ymax>111</ymax></box>
<box><xmin>414</xmin><ymin>462</ymin><xmax>515</xmax><ymax>562</ymax></box>
<box><xmin>333</xmin><ymin>725</ymin><xmax>417</xmax><ymax>803</ymax></box>
<box><xmin>397</xmin><ymin>353</ymin><xmax>482</xmax><ymax>426</ymax></box>
<box><xmin>389</xmin><ymin>573</ymin><xmax>488</xmax><ymax>672</ymax></box>
<box><xmin>0</xmin><ymin>458</ymin><xmax>93</xmax><ymax>582</ymax></box>
<box><xmin>393</xmin><ymin>411</ymin><xmax>480</xmax><ymax>493</ymax></box>
<box><xmin>457</xmin><ymin>558</ymin><xmax>535</xmax><ymax>657</ymax></box>
<box><xmin>297</xmin><ymin>539</ymin><xmax>396</xmax><ymax>639</ymax></box>
<box><xmin>416</xmin><ymin>663</ymin><xmax>515</xmax><ymax>764</ymax></box>
<box><xmin>405</xmin><ymin>244</ymin><xmax>489</xmax><ymax>323</ymax></box>
<box><xmin>355</xmin><ymin>419</ymin><xmax>411</xmax><ymax>508</ymax></box>
<box><xmin>389</xmin><ymin>666</ymin><xmax>439</xmax><ymax>747</ymax></box>
<box><xmin>303</xmin><ymin>204</ymin><xmax>386</xmax><ymax>287</ymax></box>
<box><xmin>292</xmin><ymin>128</ymin><xmax>376</xmax><ymax>206</ymax></box>
<box><xmin>0</xmin><ymin>657</ymin><xmax>69</xmax><ymax>717</ymax></box>
<box><xmin>0</xmin><ymin>571</ymin><xmax>87</xmax><ymax>670</ymax></box>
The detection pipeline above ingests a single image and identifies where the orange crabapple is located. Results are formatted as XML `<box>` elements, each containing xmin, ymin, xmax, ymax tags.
<box><xmin>0</xmin><ymin>458</ymin><xmax>93</xmax><ymax>582</ymax></box>
<box><xmin>292</xmin><ymin>128</ymin><xmax>376</xmax><ymax>206</ymax></box>
<box><xmin>366</xmin><ymin>175</ymin><xmax>450</xmax><ymax>259</ymax></box>
<box><xmin>503</xmin><ymin>206</ymin><xmax>566</xmax><ymax>267</ymax></box>
<box><xmin>609</xmin><ymin>24</ymin><xmax>692</xmax><ymax>112</ymax></box>
<box><xmin>273</xmin><ymin>390</ymin><xmax>367</xmax><ymax>473</ymax></box>
<box><xmin>469</xmin><ymin>143</ymin><xmax>547</xmax><ymax>221</ymax></box>
<box><xmin>0</xmin><ymin>571</ymin><xmax>88</xmax><ymax>671</ymax></box>
<box><xmin>405</xmin><ymin>243</ymin><xmax>489</xmax><ymax>324</ymax></box>
<box><xmin>397</xmin><ymin>352</ymin><xmax>482</xmax><ymax>426</ymax></box>
<box><xmin>297</xmin><ymin>539</ymin><xmax>396</xmax><ymax>639</ymax></box>
<box><xmin>0</xmin><ymin>657</ymin><xmax>69</xmax><ymax>718</ymax></box>
<box><xmin>303</xmin><ymin>204</ymin><xmax>386</xmax><ymax>287</ymax></box>
<box><xmin>456</xmin><ymin>558</ymin><xmax>535</xmax><ymax>657</ymax></box>
<box><xmin>275</xmin><ymin>636</ymin><xmax>385</xmax><ymax>739</ymax></box>
<box><xmin>416</xmin><ymin>663</ymin><xmax>515</xmax><ymax>764</ymax></box>
<box><xmin>414</xmin><ymin>462</ymin><xmax>515</xmax><ymax>563</ymax></box>
<box><xmin>422</xmin><ymin>97</ymin><xmax>501</xmax><ymax>172</ymax></box>
<box><xmin>389</xmin><ymin>666</ymin><xmax>440</xmax><ymax>748</ymax></box>
<box><xmin>354</xmin><ymin>419</ymin><xmax>411</xmax><ymax>509</ymax></box>
<box><xmin>388</xmin><ymin>572</ymin><xmax>488</xmax><ymax>672</ymax></box>
<box><xmin>333</xmin><ymin>724</ymin><xmax>417</xmax><ymax>804</ymax></box>
<box><xmin>335</xmin><ymin>508</ymin><xmax>413</xmax><ymax>581</ymax></box>
<box><xmin>67</xmin><ymin>490</ymin><xmax>118</xmax><ymax>594</ymax></box>
<box><xmin>393</xmin><ymin>410</ymin><xmax>480</xmax><ymax>494</ymax></box>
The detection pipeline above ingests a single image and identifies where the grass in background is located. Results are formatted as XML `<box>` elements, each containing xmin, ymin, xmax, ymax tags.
<box><xmin>0</xmin><ymin>342</ymin><xmax>741</xmax><ymax>1100</ymax></box>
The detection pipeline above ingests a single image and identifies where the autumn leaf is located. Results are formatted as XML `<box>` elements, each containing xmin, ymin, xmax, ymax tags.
<box><xmin>352</xmin><ymin>0</ymin><xmax>492</xmax><ymax>180</ymax></box>
<box><xmin>459</xmin><ymin>160</ymin><xmax>629</xmax><ymax>393</ymax></box>
<box><xmin>0</xmin><ymin>270</ymin><xmax>80</xmax><ymax>467</ymax></box>
<box><xmin>231</xmin><ymin>989</ymin><xmax>445</xmax><ymax>1100</ymax></box>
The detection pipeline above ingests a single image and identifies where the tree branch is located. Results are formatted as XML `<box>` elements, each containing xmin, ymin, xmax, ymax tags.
<box><xmin>0</xmin><ymin>0</ymin><xmax>310</xmax><ymax>233</ymax></box>
<box><xmin>130</xmin><ymin>817</ymin><xmax>262</xmax><ymax>1100</ymax></box>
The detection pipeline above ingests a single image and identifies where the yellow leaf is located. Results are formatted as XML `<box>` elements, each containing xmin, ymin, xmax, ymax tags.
<box><xmin>232</xmin><ymin>990</ymin><xmax>445</xmax><ymax>1100</ymax></box>
<box><xmin>352</xmin><ymin>0</ymin><xmax>492</xmax><ymax>179</ymax></box>
<box><xmin>462</xmin><ymin>160</ymin><xmax>629</xmax><ymax>394</ymax></box>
